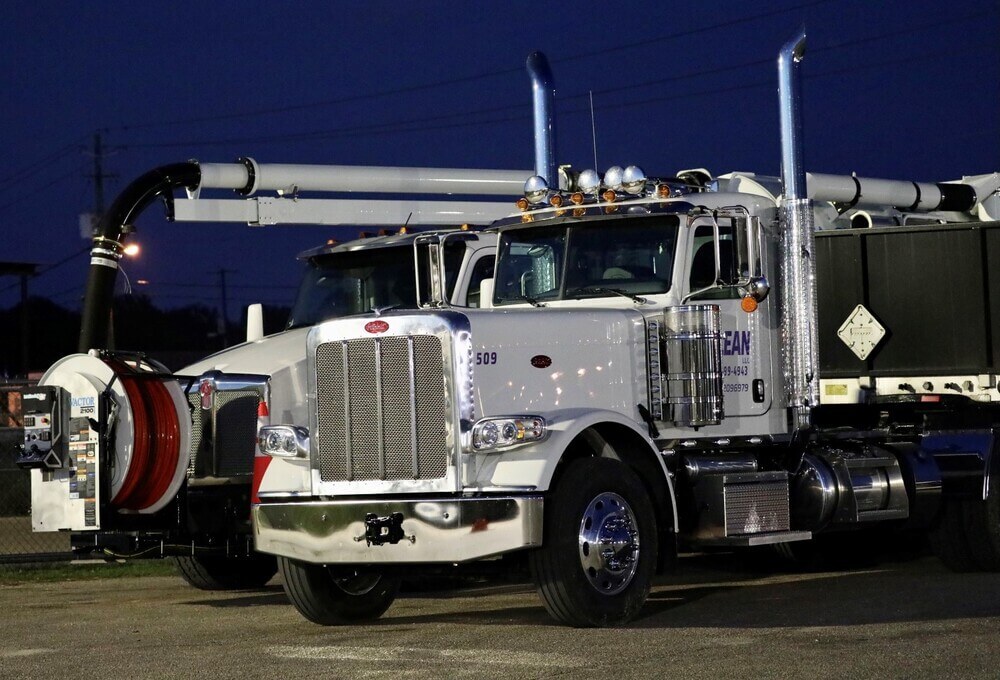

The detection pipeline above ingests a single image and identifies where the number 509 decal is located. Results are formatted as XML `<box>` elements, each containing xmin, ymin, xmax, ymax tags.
<box><xmin>475</xmin><ymin>351</ymin><xmax>498</xmax><ymax>365</ymax></box>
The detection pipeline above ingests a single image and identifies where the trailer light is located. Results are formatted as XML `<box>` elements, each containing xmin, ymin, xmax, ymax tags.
<box><xmin>471</xmin><ymin>416</ymin><xmax>546</xmax><ymax>452</ymax></box>
<box><xmin>258</xmin><ymin>425</ymin><xmax>309</xmax><ymax>458</ymax></box>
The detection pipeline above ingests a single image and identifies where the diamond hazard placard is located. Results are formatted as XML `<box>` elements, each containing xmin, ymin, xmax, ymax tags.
<box><xmin>836</xmin><ymin>304</ymin><xmax>886</xmax><ymax>361</ymax></box>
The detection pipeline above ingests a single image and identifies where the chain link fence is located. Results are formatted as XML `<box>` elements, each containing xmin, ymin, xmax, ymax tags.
<box><xmin>1</xmin><ymin>385</ymin><xmax>70</xmax><ymax>563</ymax></box>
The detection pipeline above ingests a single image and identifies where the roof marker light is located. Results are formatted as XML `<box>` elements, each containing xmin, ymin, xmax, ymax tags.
<box><xmin>524</xmin><ymin>175</ymin><xmax>549</xmax><ymax>203</ymax></box>
<box><xmin>577</xmin><ymin>169</ymin><xmax>601</xmax><ymax>194</ymax></box>
<box><xmin>622</xmin><ymin>166</ymin><xmax>646</xmax><ymax>195</ymax></box>
<box><xmin>604</xmin><ymin>166</ymin><xmax>624</xmax><ymax>191</ymax></box>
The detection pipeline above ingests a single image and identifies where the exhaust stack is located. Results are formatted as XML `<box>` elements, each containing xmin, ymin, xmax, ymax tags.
<box><xmin>527</xmin><ymin>51</ymin><xmax>557</xmax><ymax>189</ymax></box>
<box><xmin>777</xmin><ymin>30</ymin><xmax>819</xmax><ymax>430</ymax></box>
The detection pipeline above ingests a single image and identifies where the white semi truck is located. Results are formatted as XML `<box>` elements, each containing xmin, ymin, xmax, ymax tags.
<box><xmin>247</xmin><ymin>42</ymin><xmax>1000</xmax><ymax>626</ymax></box>
<box><xmin>16</xmin><ymin>168</ymin><xmax>509</xmax><ymax>588</ymax></box>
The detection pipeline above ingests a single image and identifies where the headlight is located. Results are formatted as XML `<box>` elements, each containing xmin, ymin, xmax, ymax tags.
<box><xmin>471</xmin><ymin>416</ymin><xmax>546</xmax><ymax>452</ymax></box>
<box><xmin>258</xmin><ymin>425</ymin><xmax>310</xmax><ymax>458</ymax></box>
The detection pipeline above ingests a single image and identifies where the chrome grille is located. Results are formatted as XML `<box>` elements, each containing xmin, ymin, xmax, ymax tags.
<box><xmin>315</xmin><ymin>335</ymin><xmax>449</xmax><ymax>482</ymax></box>
<box><xmin>186</xmin><ymin>389</ymin><xmax>259</xmax><ymax>478</ymax></box>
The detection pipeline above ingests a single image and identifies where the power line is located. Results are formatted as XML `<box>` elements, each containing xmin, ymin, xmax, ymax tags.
<box><xmin>0</xmin><ymin>163</ymin><xmax>87</xmax><ymax>214</ymax></box>
<box><xmin>106</xmin><ymin>0</ymin><xmax>836</xmax><ymax>133</ymax></box>
<box><xmin>0</xmin><ymin>137</ymin><xmax>87</xmax><ymax>187</ymax></box>
<box><xmin>118</xmin><ymin>11</ymin><xmax>994</xmax><ymax>152</ymax></box>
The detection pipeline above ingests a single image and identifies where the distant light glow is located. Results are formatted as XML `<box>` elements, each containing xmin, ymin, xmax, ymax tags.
<box><xmin>123</xmin><ymin>243</ymin><xmax>140</xmax><ymax>257</ymax></box>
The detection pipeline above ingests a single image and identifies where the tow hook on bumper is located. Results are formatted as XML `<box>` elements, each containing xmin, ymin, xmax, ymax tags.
<box><xmin>355</xmin><ymin>512</ymin><xmax>415</xmax><ymax>546</ymax></box>
<box><xmin>252</xmin><ymin>495</ymin><xmax>544</xmax><ymax>564</ymax></box>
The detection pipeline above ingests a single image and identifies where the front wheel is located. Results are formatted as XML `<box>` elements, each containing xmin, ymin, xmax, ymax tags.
<box><xmin>278</xmin><ymin>557</ymin><xmax>400</xmax><ymax>625</ymax></box>
<box><xmin>172</xmin><ymin>554</ymin><xmax>277</xmax><ymax>590</ymax></box>
<box><xmin>529</xmin><ymin>456</ymin><xmax>657</xmax><ymax>627</ymax></box>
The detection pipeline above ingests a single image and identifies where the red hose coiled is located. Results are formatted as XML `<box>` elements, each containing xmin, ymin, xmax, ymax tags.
<box><xmin>105</xmin><ymin>359</ymin><xmax>180</xmax><ymax>511</ymax></box>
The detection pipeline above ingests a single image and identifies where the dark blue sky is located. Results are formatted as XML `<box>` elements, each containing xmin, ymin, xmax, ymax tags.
<box><xmin>2</xmin><ymin>0</ymin><xmax>997</xmax><ymax>318</ymax></box>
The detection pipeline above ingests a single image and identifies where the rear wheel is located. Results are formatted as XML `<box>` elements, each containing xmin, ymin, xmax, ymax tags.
<box><xmin>278</xmin><ymin>557</ymin><xmax>400</xmax><ymax>625</ymax></box>
<box><xmin>173</xmin><ymin>554</ymin><xmax>277</xmax><ymax>590</ymax></box>
<box><xmin>932</xmin><ymin>444</ymin><xmax>1000</xmax><ymax>572</ymax></box>
<box><xmin>529</xmin><ymin>457</ymin><xmax>657</xmax><ymax>627</ymax></box>
<box><xmin>930</xmin><ymin>499</ymin><xmax>982</xmax><ymax>572</ymax></box>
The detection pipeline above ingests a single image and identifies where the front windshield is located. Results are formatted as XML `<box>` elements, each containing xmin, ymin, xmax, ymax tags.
<box><xmin>493</xmin><ymin>216</ymin><xmax>679</xmax><ymax>305</ymax></box>
<box><xmin>287</xmin><ymin>241</ymin><xmax>471</xmax><ymax>329</ymax></box>
<box><xmin>287</xmin><ymin>247</ymin><xmax>417</xmax><ymax>328</ymax></box>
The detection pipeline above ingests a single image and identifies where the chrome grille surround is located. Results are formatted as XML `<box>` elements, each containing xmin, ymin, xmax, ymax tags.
<box><xmin>308</xmin><ymin>312</ymin><xmax>474</xmax><ymax>495</ymax></box>
<box><xmin>184</xmin><ymin>372</ymin><xmax>269</xmax><ymax>482</ymax></box>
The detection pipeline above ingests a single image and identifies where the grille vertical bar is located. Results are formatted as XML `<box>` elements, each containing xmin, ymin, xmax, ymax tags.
<box><xmin>315</xmin><ymin>335</ymin><xmax>449</xmax><ymax>482</ymax></box>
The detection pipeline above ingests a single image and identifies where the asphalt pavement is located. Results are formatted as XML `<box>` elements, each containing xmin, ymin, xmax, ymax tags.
<box><xmin>1</xmin><ymin>553</ymin><xmax>998</xmax><ymax>679</ymax></box>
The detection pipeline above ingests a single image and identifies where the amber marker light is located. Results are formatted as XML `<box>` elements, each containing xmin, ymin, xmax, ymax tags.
<box><xmin>516</xmin><ymin>197</ymin><xmax>530</xmax><ymax>211</ymax></box>
<box><xmin>570</xmin><ymin>192</ymin><xmax>584</xmax><ymax>205</ymax></box>
<box><xmin>657</xmin><ymin>184</ymin><xmax>671</xmax><ymax>198</ymax></box>
<box><xmin>741</xmin><ymin>295</ymin><xmax>759</xmax><ymax>313</ymax></box>
<box><xmin>550</xmin><ymin>194</ymin><xmax>564</xmax><ymax>207</ymax></box>
<box><xmin>397</xmin><ymin>226</ymin><xmax>408</xmax><ymax>234</ymax></box>
<box><xmin>602</xmin><ymin>189</ymin><xmax>617</xmax><ymax>203</ymax></box>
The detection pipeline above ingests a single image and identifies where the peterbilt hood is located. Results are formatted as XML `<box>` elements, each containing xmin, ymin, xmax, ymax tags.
<box><xmin>180</xmin><ymin>327</ymin><xmax>311</xmax><ymax>376</ymax></box>
<box><xmin>180</xmin><ymin>327</ymin><xmax>312</xmax><ymax>424</ymax></box>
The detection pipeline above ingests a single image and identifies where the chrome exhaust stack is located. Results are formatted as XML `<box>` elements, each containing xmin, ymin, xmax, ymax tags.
<box><xmin>777</xmin><ymin>30</ymin><xmax>819</xmax><ymax>430</ymax></box>
<box><xmin>526</xmin><ymin>51</ymin><xmax>558</xmax><ymax>189</ymax></box>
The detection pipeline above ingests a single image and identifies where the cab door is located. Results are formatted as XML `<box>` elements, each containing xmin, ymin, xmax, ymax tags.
<box><xmin>685</xmin><ymin>215</ymin><xmax>774</xmax><ymax>416</ymax></box>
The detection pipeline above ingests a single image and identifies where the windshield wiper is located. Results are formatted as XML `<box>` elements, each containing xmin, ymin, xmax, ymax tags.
<box><xmin>512</xmin><ymin>293</ymin><xmax>544</xmax><ymax>307</ymax></box>
<box><xmin>565</xmin><ymin>286</ymin><xmax>648</xmax><ymax>304</ymax></box>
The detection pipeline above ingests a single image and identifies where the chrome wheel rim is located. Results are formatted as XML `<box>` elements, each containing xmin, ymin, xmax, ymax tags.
<box><xmin>578</xmin><ymin>491</ymin><xmax>640</xmax><ymax>595</ymax></box>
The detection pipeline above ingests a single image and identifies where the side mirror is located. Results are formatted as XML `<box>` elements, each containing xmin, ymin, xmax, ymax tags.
<box><xmin>479</xmin><ymin>278</ymin><xmax>494</xmax><ymax>309</ymax></box>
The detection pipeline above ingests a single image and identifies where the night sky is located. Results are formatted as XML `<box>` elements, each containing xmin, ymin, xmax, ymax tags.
<box><xmin>2</xmin><ymin>0</ymin><xmax>997</xmax><ymax>318</ymax></box>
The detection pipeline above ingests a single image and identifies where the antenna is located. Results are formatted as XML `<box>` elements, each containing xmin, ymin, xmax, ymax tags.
<box><xmin>589</xmin><ymin>91</ymin><xmax>599</xmax><ymax>171</ymax></box>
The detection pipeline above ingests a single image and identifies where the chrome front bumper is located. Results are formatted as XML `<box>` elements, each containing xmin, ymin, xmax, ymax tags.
<box><xmin>253</xmin><ymin>495</ymin><xmax>543</xmax><ymax>564</ymax></box>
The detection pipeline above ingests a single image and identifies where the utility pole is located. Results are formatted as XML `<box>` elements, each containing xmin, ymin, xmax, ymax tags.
<box><xmin>218</xmin><ymin>268</ymin><xmax>235</xmax><ymax>348</ymax></box>
<box><xmin>93</xmin><ymin>132</ymin><xmax>105</xmax><ymax>217</ymax></box>
<box><xmin>85</xmin><ymin>132</ymin><xmax>116</xmax><ymax>231</ymax></box>
<box><xmin>85</xmin><ymin>131</ymin><xmax>118</xmax><ymax>345</ymax></box>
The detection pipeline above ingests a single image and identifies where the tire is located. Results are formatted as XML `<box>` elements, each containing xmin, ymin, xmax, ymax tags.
<box><xmin>173</xmin><ymin>554</ymin><xmax>277</xmax><ymax>590</ymax></box>
<box><xmin>529</xmin><ymin>456</ymin><xmax>657</xmax><ymax>627</ymax></box>
<box><xmin>929</xmin><ymin>500</ymin><xmax>981</xmax><ymax>572</ymax></box>
<box><xmin>278</xmin><ymin>557</ymin><xmax>400</xmax><ymax>625</ymax></box>
<box><xmin>963</xmin><ymin>493</ymin><xmax>1000</xmax><ymax>570</ymax></box>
